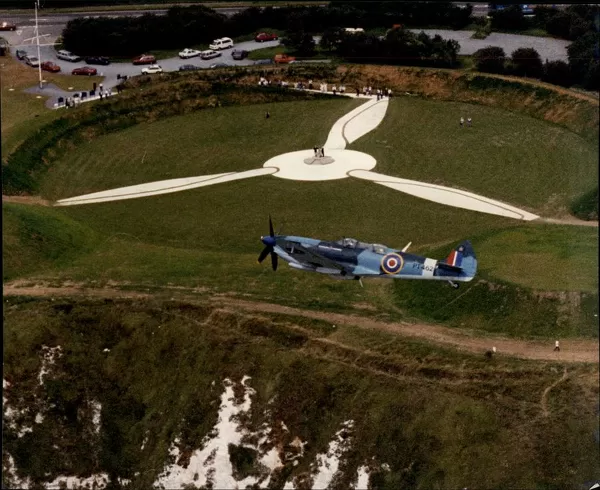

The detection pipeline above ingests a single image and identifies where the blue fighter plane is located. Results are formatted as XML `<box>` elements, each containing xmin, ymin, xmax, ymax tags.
<box><xmin>258</xmin><ymin>218</ymin><xmax>477</xmax><ymax>288</ymax></box>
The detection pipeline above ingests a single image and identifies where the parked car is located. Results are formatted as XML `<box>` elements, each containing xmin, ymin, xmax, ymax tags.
<box><xmin>56</xmin><ymin>49</ymin><xmax>82</xmax><ymax>62</ymax></box>
<box><xmin>179</xmin><ymin>64</ymin><xmax>200</xmax><ymax>71</ymax></box>
<box><xmin>255</xmin><ymin>32</ymin><xmax>278</xmax><ymax>42</ymax></box>
<box><xmin>41</xmin><ymin>61</ymin><xmax>61</xmax><ymax>72</ymax></box>
<box><xmin>254</xmin><ymin>58</ymin><xmax>274</xmax><ymax>65</ymax></box>
<box><xmin>72</xmin><ymin>66</ymin><xmax>97</xmax><ymax>76</ymax></box>
<box><xmin>15</xmin><ymin>49</ymin><xmax>27</xmax><ymax>60</ymax></box>
<box><xmin>209</xmin><ymin>62</ymin><xmax>230</xmax><ymax>69</ymax></box>
<box><xmin>200</xmin><ymin>49</ymin><xmax>221</xmax><ymax>60</ymax></box>
<box><xmin>132</xmin><ymin>54</ymin><xmax>156</xmax><ymax>65</ymax></box>
<box><xmin>209</xmin><ymin>37</ymin><xmax>233</xmax><ymax>50</ymax></box>
<box><xmin>231</xmin><ymin>49</ymin><xmax>249</xmax><ymax>60</ymax></box>
<box><xmin>0</xmin><ymin>21</ymin><xmax>17</xmax><ymax>31</ymax></box>
<box><xmin>179</xmin><ymin>48</ymin><xmax>201</xmax><ymax>59</ymax></box>
<box><xmin>85</xmin><ymin>56</ymin><xmax>110</xmax><ymax>65</ymax></box>
<box><xmin>141</xmin><ymin>64</ymin><xmax>163</xmax><ymax>74</ymax></box>
<box><xmin>25</xmin><ymin>56</ymin><xmax>40</xmax><ymax>67</ymax></box>
<box><xmin>274</xmin><ymin>53</ymin><xmax>296</xmax><ymax>64</ymax></box>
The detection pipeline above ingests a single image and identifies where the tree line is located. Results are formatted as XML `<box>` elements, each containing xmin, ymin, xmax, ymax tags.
<box><xmin>61</xmin><ymin>2</ymin><xmax>471</xmax><ymax>56</ymax></box>
<box><xmin>474</xmin><ymin>4</ymin><xmax>598</xmax><ymax>90</ymax></box>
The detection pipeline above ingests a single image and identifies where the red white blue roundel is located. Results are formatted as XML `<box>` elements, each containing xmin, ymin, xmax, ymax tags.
<box><xmin>381</xmin><ymin>253</ymin><xmax>404</xmax><ymax>274</ymax></box>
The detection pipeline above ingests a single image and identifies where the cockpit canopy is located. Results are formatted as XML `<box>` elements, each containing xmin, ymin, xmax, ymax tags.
<box><xmin>372</xmin><ymin>244</ymin><xmax>387</xmax><ymax>255</ymax></box>
<box><xmin>341</xmin><ymin>237</ymin><xmax>358</xmax><ymax>248</ymax></box>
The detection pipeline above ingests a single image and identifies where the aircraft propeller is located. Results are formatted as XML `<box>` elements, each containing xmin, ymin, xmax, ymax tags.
<box><xmin>258</xmin><ymin>216</ymin><xmax>278</xmax><ymax>271</ymax></box>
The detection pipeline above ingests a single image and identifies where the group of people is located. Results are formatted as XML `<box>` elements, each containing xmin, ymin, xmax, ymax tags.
<box><xmin>361</xmin><ymin>86</ymin><xmax>392</xmax><ymax>99</ymax></box>
<box><xmin>460</xmin><ymin>116</ymin><xmax>473</xmax><ymax>127</ymax></box>
<box><xmin>257</xmin><ymin>76</ymin><xmax>393</xmax><ymax>100</ymax></box>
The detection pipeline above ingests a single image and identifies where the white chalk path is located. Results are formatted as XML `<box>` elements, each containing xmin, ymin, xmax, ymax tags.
<box><xmin>324</xmin><ymin>97</ymin><xmax>389</xmax><ymax>150</ymax></box>
<box><xmin>56</xmin><ymin>168</ymin><xmax>277</xmax><ymax>206</ymax></box>
<box><xmin>54</xmin><ymin>91</ymin><xmax>539</xmax><ymax>221</ymax></box>
<box><xmin>350</xmin><ymin>170</ymin><xmax>539</xmax><ymax>221</ymax></box>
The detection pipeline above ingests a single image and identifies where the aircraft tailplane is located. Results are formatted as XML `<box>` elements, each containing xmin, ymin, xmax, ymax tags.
<box><xmin>444</xmin><ymin>241</ymin><xmax>477</xmax><ymax>278</ymax></box>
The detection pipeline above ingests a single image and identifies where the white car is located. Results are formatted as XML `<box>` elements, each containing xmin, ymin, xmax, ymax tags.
<box><xmin>56</xmin><ymin>49</ymin><xmax>82</xmax><ymax>62</ymax></box>
<box><xmin>209</xmin><ymin>37</ymin><xmax>234</xmax><ymax>50</ymax></box>
<box><xmin>178</xmin><ymin>48</ymin><xmax>201</xmax><ymax>59</ymax></box>
<box><xmin>141</xmin><ymin>64</ymin><xmax>163</xmax><ymax>74</ymax></box>
<box><xmin>200</xmin><ymin>49</ymin><xmax>221</xmax><ymax>60</ymax></box>
<box><xmin>25</xmin><ymin>56</ymin><xmax>40</xmax><ymax>67</ymax></box>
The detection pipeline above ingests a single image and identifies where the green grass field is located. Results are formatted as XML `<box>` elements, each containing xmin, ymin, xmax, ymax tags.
<box><xmin>2</xmin><ymin>94</ymin><xmax>596</xmax><ymax>337</ymax></box>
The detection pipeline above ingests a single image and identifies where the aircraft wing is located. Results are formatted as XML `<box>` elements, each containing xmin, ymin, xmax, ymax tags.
<box><xmin>292</xmin><ymin>243</ymin><xmax>354</xmax><ymax>274</ymax></box>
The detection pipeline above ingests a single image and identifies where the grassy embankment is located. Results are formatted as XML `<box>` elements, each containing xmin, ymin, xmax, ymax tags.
<box><xmin>2</xmin><ymin>65</ymin><xmax>597</xmax><ymax>338</ymax></box>
<box><xmin>3</xmin><ymin>297</ymin><xmax>599</xmax><ymax>489</ymax></box>
<box><xmin>3</xmin><ymin>73</ymin><xmax>597</xmax><ymax>337</ymax></box>
<box><xmin>1</xmin><ymin>56</ymin><xmax>104</xmax><ymax>158</ymax></box>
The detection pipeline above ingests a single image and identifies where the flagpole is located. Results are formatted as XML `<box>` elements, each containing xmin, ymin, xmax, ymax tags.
<box><xmin>35</xmin><ymin>0</ymin><xmax>43</xmax><ymax>88</ymax></box>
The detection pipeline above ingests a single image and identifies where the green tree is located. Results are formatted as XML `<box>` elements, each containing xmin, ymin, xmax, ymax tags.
<box><xmin>319</xmin><ymin>27</ymin><xmax>344</xmax><ymax>52</ymax></box>
<box><xmin>542</xmin><ymin>60</ymin><xmax>572</xmax><ymax>87</ymax></box>
<box><xmin>568</xmin><ymin>31</ymin><xmax>599</xmax><ymax>90</ymax></box>
<box><xmin>490</xmin><ymin>5</ymin><xmax>526</xmax><ymax>31</ymax></box>
<box><xmin>510</xmin><ymin>47</ymin><xmax>543</xmax><ymax>78</ymax></box>
<box><xmin>473</xmin><ymin>46</ymin><xmax>506</xmax><ymax>74</ymax></box>
<box><xmin>282</xmin><ymin>30</ymin><xmax>315</xmax><ymax>56</ymax></box>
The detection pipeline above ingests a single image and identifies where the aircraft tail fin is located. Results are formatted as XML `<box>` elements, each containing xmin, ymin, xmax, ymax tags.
<box><xmin>443</xmin><ymin>241</ymin><xmax>477</xmax><ymax>278</ymax></box>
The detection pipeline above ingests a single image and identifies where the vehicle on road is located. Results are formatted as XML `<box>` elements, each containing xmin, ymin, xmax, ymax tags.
<box><xmin>209</xmin><ymin>62</ymin><xmax>230</xmax><ymax>69</ymax></box>
<box><xmin>231</xmin><ymin>49</ymin><xmax>249</xmax><ymax>60</ymax></box>
<box><xmin>0</xmin><ymin>22</ymin><xmax>16</xmax><ymax>31</ymax></box>
<box><xmin>132</xmin><ymin>54</ymin><xmax>156</xmax><ymax>65</ymax></box>
<box><xmin>85</xmin><ymin>56</ymin><xmax>110</xmax><ymax>65</ymax></box>
<box><xmin>209</xmin><ymin>37</ymin><xmax>233</xmax><ymax>50</ymax></box>
<box><xmin>25</xmin><ymin>56</ymin><xmax>40</xmax><ymax>67</ymax></box>
<box><xmin>200</xmin><ymin>49</ymin><xmax>221</xmax><ymax>60</ymax></box>
<box><xmin>41</xmin><ymin>61</ymin><xmax>61</xmax><ymax>72</ymax></box>
<box><xmin>254</xmin><ymin>58</ymin><xmax>274</xmax><ymax>65</ymax></box>
<box><xmin>57</xmin><ymin>49</ymin><xmax>82</xmax><ymax>62</ymax></box>
<box><xmin>255</xmin><ymin>32</ymin><xmax>278</xmax><ymax>42</ymax></box>
<box><xmin>274</xmin><ymin>53</ymin><xmax>296</xmax><ymax>64</ymax></box>
<box><xmin>178</xmin><ymin>64</ymin><xmax>200</xmax><ymax>71</ymax></box>
<box><xmin>179</xmin><ymin>48</ymin><xmax>201</xmax><ymax>59</ymax></box>
<box><xmin>72</xmin><ymin>66</ymin><xmax>97</xmax><ymax>76</ymax></box>
<box><xmin>15</xmin><ymin>49</ymin><xmax>27</xmax><ymax>60</ymax></box>
<box><xmin>141</xmin><ymin>64</ymin><xmax>163</xmax><ymax>74</ymax></box>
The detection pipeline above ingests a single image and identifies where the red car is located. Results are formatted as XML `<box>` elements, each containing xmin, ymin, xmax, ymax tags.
<box><xmin>274</xmin><ymin>53</ymin><xmax>296</xmax><ymax>64</ymax></box>
<box><xmin>41</xmin><ymin>61</ymin><xmax>61</xmax><ymax>73</ymax></box>
<box><xmin>72</xmin><ymin>66</ymin><xmax>97</xmax><ymax>76</ymax></box>
<box><xmin>0</xmin><ymin>22</ymin><xmax>16</xmax><ymax>31</ymax></box>
<box><xmin>132</xmin><ymin>54</ymin><xmax>156</xmax><ymax>65</ymax></box>
<box><xmin>255</xmin><ymin>32</ymin><xmax>278</xmax><ymax>42</ymax></box>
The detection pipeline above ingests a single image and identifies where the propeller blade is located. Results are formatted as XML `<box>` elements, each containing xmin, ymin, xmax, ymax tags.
<box><xmin>269</xmin><ymin>215</ymin><xmax>274</xmax><ymax>237</ymax></box>
<box><xmin>271</xmin><ymin>251</ymin><xmax>278</xmax><ymax>271</ymax></box>
<box><xmin>258</xmin><ymin>246</ymin><xmax>271</xmax><ymax>263</ymax></box>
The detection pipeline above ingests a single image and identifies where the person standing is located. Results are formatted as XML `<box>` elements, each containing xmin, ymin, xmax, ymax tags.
<box><xmin>356</xmin><ymin>87</ymin><xmax>360</xmax><ymax>97</ymax></box>
<box><xmin>313</xmin><ymin>145</ymin><xmax>318</xmax><ymax>157</ymax></box>
<box><xmin>332</xmin><ymin>84</ymin><xmax>337</xmax><ymax>95</ymax></box>
<box><xmin>388</xmin><ymin>88</ymin><xmax>392</xmax><ymax>98</ymax></box>
<box><xmin>460</xmin><ymin>117</ymin><xmax>464</xmax><ymax>127</ymax></box>
<box><xmin>554</xmin><ymin>340</ymin><xmax>560</xmax><ymax>352</ymax></box>
<box><xmin>265</xmin><ymin>111</ymin><xmax>270</xmax><ymax>119</ymax></box>
<box><xmin>308</xmin><ymin>79</ymin><xmax>313</xmax><ymax>90</ymax></box>
<box><xmin>467</xmin><ymin>117</ymin><xmax>472</xmax><ymax>127</ymax></box>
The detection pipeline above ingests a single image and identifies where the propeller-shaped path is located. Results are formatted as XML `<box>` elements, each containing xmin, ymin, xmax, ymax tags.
<box><xmin>55</xmin><ymin>91</ymin><xmax>539</xmax><ymax>222</ymax></box>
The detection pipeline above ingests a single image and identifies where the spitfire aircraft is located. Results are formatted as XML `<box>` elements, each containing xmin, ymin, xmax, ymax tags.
<box><xmin>258</xmin><ymin>218</ymin><xmax>477</xmax><ymax>288</ymax></box>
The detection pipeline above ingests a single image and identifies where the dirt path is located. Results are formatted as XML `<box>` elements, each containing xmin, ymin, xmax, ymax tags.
<box><xmin>538</xmin><ymin>217</ymin><xmax>598</xmax><ymax>227</ymax></box>
<box><xmin>3</xmin><ymin>282</ymin><xmax>598</xmax><ymax>363</ymax></box>
<box><xmin>540</xmin><ymin>367</ymin><xmax>569</xmax><ymax>417</ymax></box>
<box><xmin>2</xmin><ymin>195</ymin><xmax>52</xmax><ymax>206</ymax></box>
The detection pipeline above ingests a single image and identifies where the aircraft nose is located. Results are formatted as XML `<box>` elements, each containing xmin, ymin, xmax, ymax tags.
<box><xmin>262</xmin><ymin>235</ymin><xmax>276</xmax><ymax>247</ymax></box>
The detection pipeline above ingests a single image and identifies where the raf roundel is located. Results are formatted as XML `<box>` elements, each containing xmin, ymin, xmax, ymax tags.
<box><xmin>381</xmin><ymin>253</ymin><xmax>404</xmax><ymax>275</ymax></box>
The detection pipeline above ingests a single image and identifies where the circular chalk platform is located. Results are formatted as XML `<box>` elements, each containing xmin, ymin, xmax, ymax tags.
<box><xmin>265</xmin><ymin>149</ymin><xmax>376</xmax><ymax>181</ymax></box>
